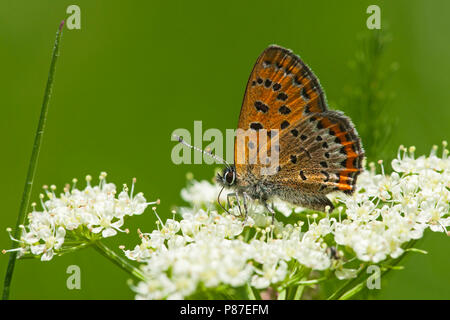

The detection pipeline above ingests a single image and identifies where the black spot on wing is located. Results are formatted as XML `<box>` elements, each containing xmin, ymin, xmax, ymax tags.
<box><xmin>277</xmin><ymin>92</ymin><xmax>288</xmax><ymax>101</ymax></box>
<box><xmin>300</xmin><ymin>170</ymin><xmax>307</xmax><ymax>180</ymax></box>
<box><xmin>278</xmin><ymin>105</ymin><xmax>291</xmax><ymax>115</ymax></box>
<box><xmin>280</xmin><ymin>120</ymin><xmax>290</xmax><ymax>129</ymax></box>
<box><xmin>290</xmin><ymin>155</ymin><xmax>297</xmax><ymax>164</ymax></box>
<box><xmin>254</xmin><ymin>101</ymin><xmax>269</xmax><ymax>113</ymax></box>
<box><xmin>250</xmin><ymin>122</ymin><xmax>263</xmax><ymax>131</ymax></box>
<box><xmin>301</xmin><ymin>87</ymin><xmax>310</xmax><ymax>101</ymax></box>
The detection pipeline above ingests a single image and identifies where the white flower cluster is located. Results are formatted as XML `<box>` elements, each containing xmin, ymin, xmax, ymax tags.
<box><xmin>181</xmin><ymin>176</ymin><xmax>305</xmax><ymax>217</ymax></box>
<box><xmin>127</xmin><ymin>143</ymin><xmax>449</xmax><ymax>300</ymax></box>
<box><xmin>126</xmin><ymin>208</ymin><xmax>333</xmax><ymax>300</ymax></box>
<box><xmin>3</xmin><ymin>172</ymin><xmax>153</xmax><ymax>261</ymax></box>
<box><xmin>335</xmin><ymin>144</ymin><xmax>450</xmax><ymax>262</ymax></box>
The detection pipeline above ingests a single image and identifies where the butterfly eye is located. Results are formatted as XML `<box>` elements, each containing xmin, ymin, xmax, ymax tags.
<box><xmin>225</xmin><ymin>170</ymin><xmax>235</xmax><ymax>185</ymax></box>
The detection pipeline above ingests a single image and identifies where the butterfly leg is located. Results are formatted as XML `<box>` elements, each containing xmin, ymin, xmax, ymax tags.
<box><xmin>226</xmin><ymin>192</ymin><xmax>243</xmax><ymax>217</ymax></box>
<box><xmin>235</xmin><ymin>192</ymin><xmax>244</xmax><ymax>218</ymax></box>
<box><xmin>242</xmin><ymin>192</ymin><xmax>249</xmax><ymax>223</ymax></box>
<box><xmin>264</xmin><ymin>202</ymin><xmax>276</xmax><ymax>224</ymax></box>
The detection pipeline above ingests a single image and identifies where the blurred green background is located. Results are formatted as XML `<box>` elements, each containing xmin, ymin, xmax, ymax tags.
<box><xmin>1</xmin><ymin>0</ymin><xmax>449</xmax><ymax>299</ymax></box>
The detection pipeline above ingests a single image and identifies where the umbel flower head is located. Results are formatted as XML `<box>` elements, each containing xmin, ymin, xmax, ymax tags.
<box><xmin>125</xmin><ymin>143</ymin><xmax>449</xmax><ymax>300</ymax></box>
<box><xmin>3</xmin><ymin>172</ymin><xmax>157</xmax><ymax>261</ymax></box>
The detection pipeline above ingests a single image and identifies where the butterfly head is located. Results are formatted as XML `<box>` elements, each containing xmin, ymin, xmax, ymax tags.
<box><xmin>217</xmin><ymin>165</ymin><xmax>236</xmax><ymax>187</ymax></box>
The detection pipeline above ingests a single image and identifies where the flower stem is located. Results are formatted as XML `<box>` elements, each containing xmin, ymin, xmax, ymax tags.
<box><xmin>93</xmin><ymin>241</ymin><xmax>146</xmax><ymax>281</ymax></box>
<box><xmin>292</xmin><ymin>277</ymin><xmax>307</xmax><ymax>300</ymax></box>
<box><xmin>245</xmin><ymin>282</ymin><xmax>260</xmax><ymax>300</ymax></box>
<box><xmin>2</xmin><ymin>21</ymin><xmax>65</xmax><ymax>300</ymax></box>
<box><xmin>327</xmin><ymin>239</ymin><xmax>419</xmax><ymax>300</ymax></box>
<box><xmin>326</xmin><ymin>266</ymin><xmax>367</xmax><ymax>300</ymax></box>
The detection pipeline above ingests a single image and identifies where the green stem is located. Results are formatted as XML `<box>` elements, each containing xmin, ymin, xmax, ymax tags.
<box><xmin>93</xmin><ymin>241</ymin><xmax>146</xmax><ymax>281</ymax></box>
<box><xmin>326</xmin><ymin>266</ymin><xmax>367</xmax><ymax>300</ymax></box>
<box><xmin>2</xmin><ymin>21</ymin><xmax>65</xmax><ymax>300</ymax></box>
<box><xmin>338</xmin><ymin>281</ymin><xmax>366</xmax><ymax>300</ymax></box>
<box><xmin>327</xmin><ymin>239</ymin><xmax>419</xmax><ymax>300</ymax></box>
<box><xmin>60</xmin><ymin>242</ymin><xmax>91</xmax><ymax>255</ymax></box>
<box><xmin>245</xmin><ymin>282</ymin><xmax>260</xmax><ymax>300</ymax></box>
<box><xmin>293</xmin><ymin>281</ymin><xmax>306</xmax><ymax>300</ymax></box>
<box><xmin>378</xmin><ymin>239</ymin><xmax>418</xmax><ymax>280</ymax></box>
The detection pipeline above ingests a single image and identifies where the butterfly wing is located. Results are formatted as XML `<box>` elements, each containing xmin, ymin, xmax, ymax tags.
<box><xmin>236</xmin><ymin>45</ymin><xmax>327</xmax><ymax>130</ymax></box>
<box><xmin>275</xmin><ymin>110</ymin><xmax>364</xmax><ymax>194</ymax></box>
<box><xmin>234</xmin><ymin>45</ymin><xmax>364</xmax><ymax>210</ymax></box>
<box><xmin>235</xmin><ymin>45</ymin><xmax>328</xmax><ymax>174</ymax></box>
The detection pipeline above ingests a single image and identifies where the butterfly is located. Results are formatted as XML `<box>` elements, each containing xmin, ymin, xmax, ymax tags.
<box><xmin>215</xmin><ymin>45</ymin><xmax>364</xmax><ymax>218</ymax></box>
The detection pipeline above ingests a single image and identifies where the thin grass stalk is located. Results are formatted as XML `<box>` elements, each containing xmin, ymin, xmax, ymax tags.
<box><xmin>2</xmin><ymin>21</ymin><xmax>65</xmax><ymax>300</ymax></box>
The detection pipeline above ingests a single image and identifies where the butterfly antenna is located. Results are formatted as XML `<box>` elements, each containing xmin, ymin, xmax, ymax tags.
<box><xmin>173</xmin><ymin>134</ymin><xmax>232</xmax><ymax>169</ymax></box>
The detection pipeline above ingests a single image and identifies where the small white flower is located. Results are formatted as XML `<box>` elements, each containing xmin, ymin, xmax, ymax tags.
<box><xmin>335</xmin><ymin>267</ymin><xmax>358</xmax><ymax>280</ymax></box>
<box><xmin>181</xmin><ymin>179</ymin><xmax>225</xmax><ymax>206</ymax></box>
<box><xmin>5</xmin><ymin>173</ymin><xmax>155</xmax><ymax>261</ymax></box>
<box><xmin>90</xmin><ymin>214</ymin><xmax>125</xmax><ymax>238</ymax></box>
<box><xmin>251</xmin><ymin>261</ymin><xmax>287</xmax><ymax>289</ymax></box>
<box><xmin>31</xmin><ymin>226</ymin><xmax>66</xmax><ymax>261</ymax></box>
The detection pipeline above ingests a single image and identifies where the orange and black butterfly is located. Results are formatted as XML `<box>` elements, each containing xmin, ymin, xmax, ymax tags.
<box><xmin>215</xmin><ymin>45</ymin><xmax>364</xmax><ymax>217</ymax></box>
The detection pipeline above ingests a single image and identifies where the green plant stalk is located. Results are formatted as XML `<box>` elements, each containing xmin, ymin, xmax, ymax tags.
<box><xmin>277</xmin><ymin>288</ymin><xmax>287</xmax><ymax>300</ymax></box>
<box><xmin>93</xmin><ymin>241</ymin><xmax>146</xmax><ymax>281</ymax></box>
<box><xmin>338</xmin><ymin>281</ymin><xmax>366</xmax><ymax>300</ymax></box>
<box><xmin>341</xmin><ymin>239</ymin><xmax>419</xmax><ymax>300</ymax></box>
<box><xmin>327</xmin><ymin>239</ymin><xmax>419</xmax><ymax>300</ymax></box>
<box><xmin>2</xmin><ymin>21</ymin><xmax>65</xmax><ymax>300</ymax></box>
<box><xmin>326</xmin><ymin>265</ymin><xmax>367</xmax><ymax>300</ymax></box>
<box><xmin>376</xmin><ymin>239</ymin><xmax>418</xmax><ymax>280</ymax></box>
<box><xmin>245</xmin><ymin>282</ymin><xmax>260</xmax><ymax>300</ymax></box>
<box><xmin>291</xmin><ymin>276</ymin><xmax>308</xmax><ymax>300</ymax></box>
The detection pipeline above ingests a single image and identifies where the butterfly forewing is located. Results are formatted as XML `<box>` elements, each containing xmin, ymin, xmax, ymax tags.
<box><xmin>237</xmin><ymin>45</ymin><xmax>327</xmax><ymax>130</ymax></box>
<box><xmin>235</xmin><ymin>46</ymin><xmax>327</xmax><ymax>171</ymax></box>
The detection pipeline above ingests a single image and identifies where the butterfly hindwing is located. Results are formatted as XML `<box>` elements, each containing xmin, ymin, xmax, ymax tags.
<box><xmin>273</xmin><ymin>110</ymin><xmax>364</xmax><ymax>195</ymax></box>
